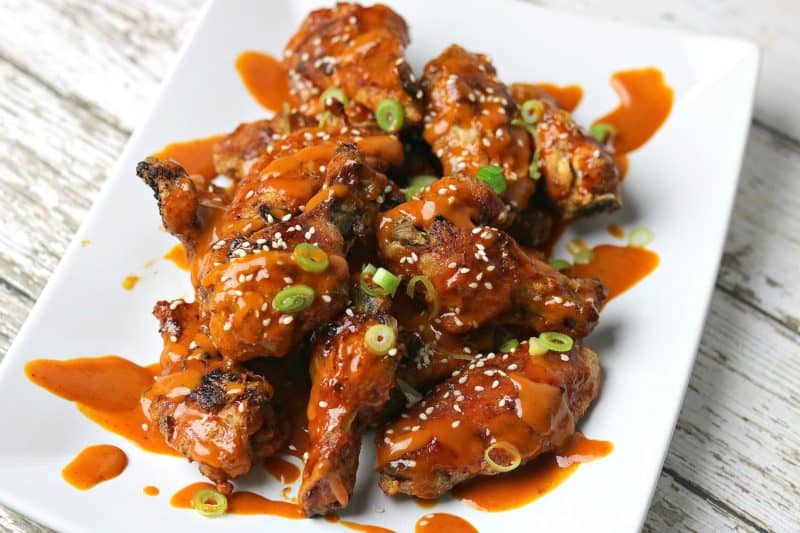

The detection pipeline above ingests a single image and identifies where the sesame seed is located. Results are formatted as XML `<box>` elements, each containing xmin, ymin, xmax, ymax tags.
<box><xmin>492</xmin><ymin>380</ymin><xmax>500</xmax><ymax>389</ymax></box>
<box><xmin>561</xmin><ymin>354</ymin><xmax>570</xmax><ymax>361</ymax></box>
<box><xmin>474</xmin><ymin>385</ymin><xmax>485</xmax><ymax>392</ymax></box>
<box><xmin>451</xmin><ymin>420</ymin><xmax>461</xmax><ymax>428</ymax></box>
<box><xmin>322</xmin><ymin>294</ymin><xmax>332</xmax><ymax>303</ymax></box>
<box><xmin>319</xmin><ymin>400</ymin><xmax>328</xmax><ymax>408</ymax></box>
<box><xmin>507</xmin><ymin>364</ymin><xmax>519</xmax><ymax>371</ymax></box>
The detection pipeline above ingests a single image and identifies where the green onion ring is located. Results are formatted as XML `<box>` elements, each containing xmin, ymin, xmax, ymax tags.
<box><xmin>573</xmin><ymin>248</ymin><xmax>595</xmax><ymax>265</ymax></box>
<box><xmin>292</xmin><ymin>243</ymin><xmax>329</xmax><ymax>273</ymax></box>
<box><xmin>192</xmin><ymin>488</ymin><xmax>228</xmax><ymax>518</ymax></box>
<box><xmin>376</xmin><ymin>98</ymin><xmax>404</xmax><ymax>132</ymax></box>
<box><xmin>538</xmin><ymin>332</ymin><xmax>574</xmax><ymax>352</ymax></box>
<box><xmin>628</xmin><ymin>226</ymin><xmax>654</xmax><ymax>248</ymax></box>
<box><xmin>365</xmin><ymin>324</ymin><xmax>396</xmax><ymax>355</ymax></box>
<box><xmin>406</xmin><ymin>275</ymin><xmax>440</xmax><ymax>317</ymax></box>
<box><xmin>520</xmin><ymin>99</ymin><xmax>544</xmax><ymax>125</ymax></box>
<box><xmin>372</xmin><ymin>267</ymin><xmax>401</xmax><ymax>297</ymax></box>
<box><xmin>499</xmin><ymin>338</ymin><xmax>519</xmax><ymax>353</ymax></box>
<box><xmin>452</xmin><ymin>353</ymin><xmax>476</xmax><ymax>361</ymax></box>
<box><xmin>590</xmin><ymin>122</ymin><xmax>617</xmax><ymax>144</ymax></box>
<box><xmin>528</xmin><ymin>337</ymin><xmax>548</xmax><ymax>356</ymax></box>
<box><xmin>272</xmin><ymin>284</ymin><xmax>315</xmax><ymax>313</ymax></box>
<box><xmin>319</xmin><ymin>86</ymin><xmax>348</xmax><ymax>108</ymax></box>
<box><xmin>476</xmin><ymin>165</ymin><xmax>507</xmax><ymax>195</ymax></box>
<box><xmin>548</xmin><ymin>258</ymin><xmax>571</xmax><ymax>271</ymax></box>
<box><xmin>404</xmin><ymin>175</ymin><xmax>438</xmax><ymax>201</ymax></box>
<box><xmin>484</xmin><ymin>441</ymin><xmax>522</xmax><ymax>473</ymax></box>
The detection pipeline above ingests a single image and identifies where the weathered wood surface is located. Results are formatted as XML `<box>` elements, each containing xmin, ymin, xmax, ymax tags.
<box><xmin>1</xmin><ymin>0</ymin><xmax>798</xmax><ymax>531</ymax></box>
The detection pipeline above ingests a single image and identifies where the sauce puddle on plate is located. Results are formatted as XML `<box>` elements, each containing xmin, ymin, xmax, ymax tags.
<box><xmin>415</xmin><ymin>512</ymin><xmax>478</xmax><ymax>533</ymax></box>
<box><xmin>24</xmin><ymin>356</ymin><xmax>175</xmax><ymax>455</ymax></box>
<box><xmin>263</xmin><ymin>456</ymin><xmax>301</xmax><ymax>484</ymax></box>
<box><xmin>163</xmin><ymin>243</ymin><xmax>190</xmax><ymax>271</ymax></box>
<box><xmin>172</xmin><ymin>482</ymin><xmax>304</xmax><ymax>519</ymax></box>
<box><xmin>121</xmin><ymin>275</ymin><xmax>140</xmax><ymax>291</ymax></box>
<box><xmin>532</xmin><ymin>82</ymin><xmax>583</xmax><ymax>112</ymax></box>
<box><xmin>571</xmin><ymin>245</ymin><xmax>660</xmax><ymax>303</ymax></box>
<box><xmin>453</xmin><ymin>434</ymin><xmax>612</xmax><ymax>511</ymax></box>
<box><xmin>324</xmin><ymin>513</ymin><xmax>396</xmax><ymax>533</ymax></box>
<box><xmin>144</xmin><ymin>485</ymin><xmax>160</xmax><ymax>496</ymax></box>
<box><xmin>236</xmin><ymin>51</ymin><xmax>291</xmax><ymax>112</ymax></box>
<box><xmin>62</xmin><ymin>444</ymin><xmax>128</xmax><ymax>490</ymax></box>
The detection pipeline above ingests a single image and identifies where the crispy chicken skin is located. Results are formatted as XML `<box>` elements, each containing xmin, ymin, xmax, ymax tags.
<box><xmin>213</xmin><ymin>113</ymin><xmax>315</xmax><ymax>180</ymax></box>
<box><xmin>142</xmin><ymin>300</ymin><xmax>285</xmax><ymax>494</ymax></box>
<box><xmin>376</xmin><ymin>342</ymin><xmax>600</xmax><ymax>498</ymax></box>
<box><xmin>284</xmin><ymin>2</ymin><xmax>423</xmax><ymax>128</ymax></box>
<box><xmin>299</xmin><ymin>290</ymin><xmax>401</xmax><ymax>516</ymax></box>
<box><xmin>378</xmin><ymin>176</ymin><xmax>606</xmax><ymax>337</ymax></box>
<box><xmin>138</xmin><ymin>140</ymin><xmax>401</xmax><ymax>361</ymax></box>
<box><xmin>421</xmin><ymin>45</ymin><xmax>534</xmax><ymax>218</ymax></box>
<box><xmin>510</xmin><ymin>83</ymin><xmax>621</xmax><ymax>222</ymax></box>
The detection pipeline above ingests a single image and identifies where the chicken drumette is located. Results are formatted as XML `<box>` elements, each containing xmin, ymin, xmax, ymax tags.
<box><xmin>376</xmin><ymin>340</ymin><xmax>600</xmax><ymax>498</ymax></box>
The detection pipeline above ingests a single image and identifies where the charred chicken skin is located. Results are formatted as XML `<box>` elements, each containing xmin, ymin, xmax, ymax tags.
<box><xmin>284</xmin><ymin>2</ymin><xmax>423</xmax><ymax>128</ymax></box>
<box><xmin>376</xmin><ymin>341</ymin><xmax>600</xmax><ymax>498</ymax></box>
<box><xmin>142</xmin><ymin>300</ymin><xmax>285</xmax><ymax>494</ymax></box>
<box><xmin>299</xmin><ymin>288</ymin><xmax>401</xmax><ymax>516</ymax></box>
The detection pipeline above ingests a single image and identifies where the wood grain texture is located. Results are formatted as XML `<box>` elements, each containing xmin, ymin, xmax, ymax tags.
<box><xmin>1</xmin><ymin>1</ymin><xmax>798</xmax><ymax>532</ymax></box>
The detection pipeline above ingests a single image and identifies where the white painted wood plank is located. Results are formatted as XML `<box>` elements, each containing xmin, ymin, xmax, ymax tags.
<box><xmin>534</xmin><ymin>0</ymin><xmax>800</xmax><ymax>141</ymax></box>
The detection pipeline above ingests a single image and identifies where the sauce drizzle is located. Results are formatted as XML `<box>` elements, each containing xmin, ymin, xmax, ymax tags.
<box><xmin>171</xmin><ymin>482</ymin><xmax>304</xmax><ymax>519</ymax></box>
<box><xmin>533</xmin><ymin>82</ymin><xmax>583</xmax><ymax>112</ymax></box>
<box><xmin>236</xmin><ymin>51</ymin><xmax>291</xmax><ymax>113</ymax></box>
<box><xmin>415</xmin><ymin>513</ymin><xmax>478</xmax><ymax>533</ymax></box>
<box><xmin>122</xmin><ymin>275</ymin><xmax>140</xmax><ymax>291</ymax></box>
<box><xmin>453</xmin><ymin>435</ymin><xmax>612</xmax><ymax>511</ymax></box>
<box><xmin>144</xmin><ymin>486</ymin><xmax>160</xmax><ymax>496</ymax></box>
<box><xmin>324</xmin><ymin>513</ymin><xmax>396</xmax><ymax>533</ymax></box>
<box><xmin>25</xmin><ymin>356</ymin><xmax>175</xmax><ymax>455</ymax></box>
<box><xmin>263</xmin><ymin>456</ymin><xmax>301</xmax><ymax>484</ymax></box>
<box><xmin>153</xmin><ymin>135</ymin><xmax>224</xmax><ymax>179</ymax></box>
<box><xmin>571</xmin><ymin>244</ymin><xmax>660</xmax><ymax>303</ymax></box>
<box><xmin>163</xmin><ymin>243</ymin><xmax>190</xmax><ymax>271</ymax></box>
<box><xmin>62</xmin><ymin>444</ymin><xmax>128</xmax><ymax>490</ymax></box>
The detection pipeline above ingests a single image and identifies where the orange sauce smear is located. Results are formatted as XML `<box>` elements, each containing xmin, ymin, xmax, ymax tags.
<box><xmin>453</xmin><ymin>435</ymin><xmax>612</xmax><ymax>511</ymax></box>
<box><xmin>236</xmin><ymin>51</ymin><xmax>291</xmax><ymax>113</ymax></box>
<box><xmin>144</xmin><ymin>486</ymin><xmax>160</xmax><ymax>496</ymax></box>
<box><xmin>324</xmin><ymin>513</ymin><xmax>397</xmax><ymax>533</ymax></box>
<box><xmin>24</xmin><ymin>356</ymin><xmax>175</xmax><ymax>455</ymax></box>
<box><xmin>414</xmin><ymin>497</ymin><xmax>438</xmax><ymax>509</ymax></box>
<box><xmin>171</xmin><ymin>482</ymin><xmax>304</xmax><ymax>519</ymax></box>
<box><xmin>122</xmin><ymin>275</ymin><xmax>140</xmax><ymax>291</ymax></box>
<box><xmin>163</xmin><ymin>243</ymin><xmax>190</xmax><ymax>271</ymax></box>
<box><xmin>415</xmin><ymin>513</ymin><xmax>478</xmax><ymax>533</ymax></box>
<box><xmin>594</xmin><ymin>67</ymin><xmax>673</xmax><ymax>175</ymax></box>
<box><xmin>153</xmin><ymin>134</ymin><xmax>224</xmax><ymax>179</ymax></box>
<box><xmin>533</xmin><ymin>82</ymin><xmax>583</xmax><ymax>112</ymax></box>
<box><xmin>571</xmin><ymin>245</ymin><xmax>660</xmax><ymax>303</ymax></box>
<box><xmin>263</xmin><ymin>456</ymin><xmax>300</xmax><ymax>484</ymax></box>
<box><xmin>62</xmin><ymin>444</ymin><xmax>128</xmax><ymax>490</ymax></box>
<box><xmin>607</xmin><ymin>224</ymin><xmax>625</xmax><ymax>239</ymax></box>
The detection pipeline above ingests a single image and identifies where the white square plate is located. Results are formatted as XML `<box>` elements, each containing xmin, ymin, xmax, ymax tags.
<box><xmin>0</xmin><ymin>0</ymin><xmax>758</xmax><ymax>531</ymax></box>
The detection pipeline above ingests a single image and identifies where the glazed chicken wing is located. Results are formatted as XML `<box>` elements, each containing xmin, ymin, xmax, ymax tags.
<box><xmin>421</xmin><ymin>45</ymin><xmax>534</xmax><ymax>218</ymax></box>
<box><xmin>142</xmin><ymin>300</ymin><xmax>285</xmax><ymax>494</ymax></box>
<box><xmin>376</xmin><ymin>341</ymin><xmax>600</xmax><ymax>498</ymax></box>
<box><xmin>510</xmin><ymin>83</ymin><xmax>621</xmax><ymax>222</ymax></box>
<box><xmin>299</xmin><ymin>289</ymin><xmax>401</xmax><ymax>516</ymax></box>
<box><xmin>284</xmin><ymin>2</ymin><xmax>423</xmax><ymax>128</ymax></box>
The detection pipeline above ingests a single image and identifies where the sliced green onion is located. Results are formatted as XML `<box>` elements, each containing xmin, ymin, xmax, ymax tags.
<box><xmin>318</xmin><ymin>110</ymin><xmax>331</xmax><ymax>128</ymax></box>
<box><xmin>520</xmin><ymin>99</ymin><xmax>544</xmax><ymax>125</ymax></box>
<box><xmin>549</xmin><ymin>258</ymin><xmax>571</xmax><ymax>271</ymax></box>
<box><xmin>396</xmin><ymin>378</ymin><xmax>423</xmax><ymax>406</ymax></box>
<box><xmin>376</xmin><ymin>99</ymin><xmax>404</xmax><ymax>132</ymax></box>
<box><xmin>499</xmin><ymin>338</ymin><xmax>519</xmax><ymax>353</ymax></box>
<box><xmin>373</xmin><ymin>268</ymin><xmax>401</xmax><ymax>297</ymax></box>
<box><xmin>273</xmin><ymin>284</ymin><xmax>315</xmax><ymax>313</ymax></box>
<box><xmin>192</xmin><ymin>488</ymin><xmax>228</xmax><ymax>518</ymax></box>
<box><xmin>529</xmin><ymin>337</ymin><xmax>548</xmax><ymax>356</ymax></box>
<box><xmin>538</xmin><ymin>332</ymin><xmax>574</xmax><ymax>352</ymax></box>
<box><xmin>452</xmin><ymin>353</ymin><xmax>475</xmax><ymax>361</ymax></box>
<box><xmin>365</xmin><ymin>324</ymin><xmax>396</xmax><ymax>355</ymax></box>
<box><xmin>573</xmin><ymin>248</ymin><xmax>595</xmax><ymax>265</ymax></box>
<box><xmin>590</xmin><ymin>122</ymin><xmax>617</xmax><ymax>144</ymax></box>
<box><xmin>404</xmin><ymin>175</ymin><xmax>438</xmax><ymax>201</ymax></box>
<box><xmin>320</xmin><ymin>87</ymin><xmax>348</xmax><ymax>108</ymax></box>
<box><xmin>406</xmin><ymin>275</ymin><xmax>440</xmax><ymax>317</ymax></box>
<box><xmin>528</xmin><ymin>158</ymin><xmax>540</xmax><ymax>180</ymax></box>
<box><xmin>628</xmin><ymin>226</ymin><xmax>654</xmax><ymax>248</ymax></box>
<box><xmin>484</xmin><ymin>441</ymin><xmax>522</xmax><ymax>473</ymax></box>
<box><xmin>293</xmin><ymin>243</ymin><xmax>329</xmax><ymax>273</ymax></box>
<box><xmin>476</xmin><ymin>165</ymin><xmax>507</xmax><ymax>195</ymax></box>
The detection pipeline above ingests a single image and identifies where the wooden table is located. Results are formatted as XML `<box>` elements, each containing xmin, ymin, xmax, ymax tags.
<box><xmin>1</xmin><ymin>1</ymin><xmax>798</xmax><ymax>531</ymax></box>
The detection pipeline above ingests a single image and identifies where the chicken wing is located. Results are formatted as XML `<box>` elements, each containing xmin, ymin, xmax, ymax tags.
<box><xmin>284</xmin><ymin>2</ymin><xmax>423</xmax><ymax>128</ymax></box>
<box><xmin>142</xmin><ymin>300</ymin><xmax>285</xmax><ymax>494</ymax></box>
<box><xmin>421</xmin><ymin>45</ymin><xmax>534</xmax><ymax>218</ymax></box>
<box><xmin>299</xmin><ymin>289</ymin><xmax>401</xmax><ymax>516</ymax></box>
<box><xmin>376</xmin><ymin>341</ymin><xmax>600</xmax><ymax>498</ymax></box>
<box><xmin>510</xmin><ymin>83</ymin><xmax>621</xmax><ymax>222</ymax></box>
